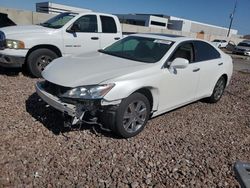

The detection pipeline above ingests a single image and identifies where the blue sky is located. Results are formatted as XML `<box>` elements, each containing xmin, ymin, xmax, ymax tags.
<box><xmin>0</xmin><ymin>0</ymin><xmax>249</xmax><ymax>35</ymax></box>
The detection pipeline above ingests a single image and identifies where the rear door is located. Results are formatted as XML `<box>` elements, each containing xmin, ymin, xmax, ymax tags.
<box><xmin>99</xmin><ymin>15</ymin><xmax>121</xmax><ymax>49</ymax></box>
<box><xmin>193</xmin><ymin>41</ymin><xmax>222</xmax><ymax>98</ymax></box>
<box><xmin>63</xmin><ymin>14</ymin><xmax>100</xmax><ymax>56</ymax></box>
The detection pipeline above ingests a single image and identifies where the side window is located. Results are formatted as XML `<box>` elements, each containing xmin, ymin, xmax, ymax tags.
<box><xmin>169</xmin><ymin>43</ymin><xmax>194</xmax><ymax>63</ymax></box>
<box><xmin>73</xmin><ymin>15</ymin><xmax>97</xmax><ymax>32</ymax></box>
<box><xmin>194</xmin><ymin>41</ymin><xmax>220</xmax><ymax>62</ymax></box>
<box><xmin>100</xmin><ymin>16</ymin><xmax>117</xmax><ymax>33</ymax></box>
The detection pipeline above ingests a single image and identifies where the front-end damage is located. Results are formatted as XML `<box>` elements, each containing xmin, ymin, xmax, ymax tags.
<box><xmin>35</xmin><ymin>81</ymin><xmax>121</xmax><ymax>130</ymax></box>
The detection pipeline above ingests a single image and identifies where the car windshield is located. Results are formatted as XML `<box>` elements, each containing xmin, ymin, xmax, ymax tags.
<box><xmin>40</xmin><ymin>12</ymin><xmax>77</xmax><ymax>29</ymax></box>
<box><xmin>99</xmin><ymin>36</ymin><xmax>174</xmax><ymax>63</ymax></box>
<box><xmin>213</xmin><ymin>40</ymin><xmax>221</xmax><ymax>42</ymax></box>
<box><xmin>238</xmin><ymin>42</ymin><xmax>250</xmax><ymax>47</ymax></box>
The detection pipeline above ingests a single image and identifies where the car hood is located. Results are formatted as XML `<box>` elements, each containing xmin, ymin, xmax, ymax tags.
<box><xmin>0</xmin><ymin>25</ymin><xmax>57</xmax><ymax>37</ymax></box>
<box><xmin>42</xmin><ymin>51</ymin><xmax>152</xmax><ymax>87</ymax></box>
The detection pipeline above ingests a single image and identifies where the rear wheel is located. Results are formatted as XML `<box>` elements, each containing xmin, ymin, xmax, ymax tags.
<box><xmin>206</xmin><ymin>76</ymin><xmax>226</xmax><ymax>103</ymax></box>
<box><xmin>112</xmin><ymin>93</ymin><xmax>150</xmax><ymax>138</ymax></box>
<box><xmin>27</xmin><ymin>48</ymin><xmax>58</xmax><ymax>78</ymax></box>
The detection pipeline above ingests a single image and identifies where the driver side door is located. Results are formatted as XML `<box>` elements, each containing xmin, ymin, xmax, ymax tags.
<box><xmin>63</xmin><ymin>15</ymin><xmax>100</xmax><ymax>56</ymax></box>
<box><xmin>158</xmin><ymin>42</ymin><xmax>201</xmax><ymax>112</ymax></box>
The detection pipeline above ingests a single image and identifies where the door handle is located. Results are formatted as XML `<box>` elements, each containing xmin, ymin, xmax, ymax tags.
<box><xmin>114</xmin><ymin>37</ymin><xmax>120</xmax><ymax>40</ymax></box>
<box><xmin>193</xmin><ymin>68</ymin><xmax>200</xmax><ymax>72</ymax></box>
<box><xmin>218</xmin><ymin>62</ymin><xmax>223</xmax><ymax>66</ymax></box>
<box><xmin>91</xmin><ymin>37</ymin><xmax>99</xmax><ymax>40</ymax></box>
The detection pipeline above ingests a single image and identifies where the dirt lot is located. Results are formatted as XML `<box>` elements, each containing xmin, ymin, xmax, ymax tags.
<box><xmin>0</xmin><ymin>65</ymin><xmax>249</xmax><ymax>187</ymax></box>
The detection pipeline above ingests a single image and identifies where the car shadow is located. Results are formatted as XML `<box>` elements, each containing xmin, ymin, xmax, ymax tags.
<box><xmin>25</xmin><ymin>93</ymin><xmax>116</xmax><ymax>138</ymax></box>
<box><xmin>0</xmin><ymin>66</ymin><xmax>30</xmax><ymax>77</ymax></box>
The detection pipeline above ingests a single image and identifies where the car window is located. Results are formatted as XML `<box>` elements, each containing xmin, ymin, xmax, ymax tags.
<box><xmin>169</xmin><ymin>43</ymin><xmax>194</xmax><ymax>63</ymax></box>
<box><xmin>193</xmin><ymin>41</ymin><xmax>220</xmax><ymax>62</ymax></box>
<box><xmin>100</xmin><ymin>16</ymin><xmax>117</xmax><ymax>33</ymax></box>
<box><xmin>73</xmin><ymin>15</ymin><xmax>97</xmax><ymax>32</ymax></box>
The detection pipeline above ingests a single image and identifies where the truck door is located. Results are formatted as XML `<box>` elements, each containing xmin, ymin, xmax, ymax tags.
<box><xmin>63</xmin><ymin>14</ymin><xmax>100</xmax><ymax>56</ymax></box>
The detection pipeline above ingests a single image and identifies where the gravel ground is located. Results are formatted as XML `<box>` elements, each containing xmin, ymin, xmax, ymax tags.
<box><xmin>0</xmin><ymin>68</ymin><xmax>249</xmax><ymax>187</ymax></box>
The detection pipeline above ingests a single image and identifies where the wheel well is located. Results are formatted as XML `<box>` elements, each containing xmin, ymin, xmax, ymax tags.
<box><xmin>221</xmin><ymin>74</ymin><xmax>228</xmax><ymax>85</ymax></box>
<box><xmin>25</xmin><ymin>45</ymin><xmax>62</xmax><ymax>63</ymax></box>
<box><xmin>135</xmin><ymin>88</ymin><xmax>153</xmax><ymax>111</ymax></box>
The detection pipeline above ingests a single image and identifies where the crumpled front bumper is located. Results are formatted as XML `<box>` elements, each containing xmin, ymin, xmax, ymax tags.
<box><xmin>35</xmin><ymin>82</ymin><xmax>77</xmax><ymax>117</ymax></box>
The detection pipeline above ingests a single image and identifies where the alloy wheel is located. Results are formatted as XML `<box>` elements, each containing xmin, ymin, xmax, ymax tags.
<box><xmin>122</xmin><ymin>100</ymin><xmax>147</xmax><ymax>133</ymax></box>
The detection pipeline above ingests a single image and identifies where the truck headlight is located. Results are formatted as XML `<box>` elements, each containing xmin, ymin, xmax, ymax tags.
<box><xmin>60</xmin><ymin>84</ymin><xmax>115</xmax><ymax>100</ymax></box>
<box><xmin>6</xmin><ymin>39</ymin><xmax>25</xmax><ymax>49</ymax></box>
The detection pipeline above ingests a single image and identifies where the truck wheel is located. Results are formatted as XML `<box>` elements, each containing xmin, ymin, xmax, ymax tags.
<box><xmin>112</xmin><ymin>93</ymin><xmax>150</xmax><ymax>138</ymax></box>
<box><xmin>206</xmin><ymin>76</ymin><xmax>226</xmax><ymax>103</ymax></box>
<box><xmin>27</xmin><ymin>48</ymin><xmax>58</xmax><ymax>78</ymax></box>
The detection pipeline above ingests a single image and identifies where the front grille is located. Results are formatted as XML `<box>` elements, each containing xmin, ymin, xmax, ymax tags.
<box><xmin>0</xmin><ymin>31</ymin><xmax>6</xmax><ymax>50</ymax></box>
<box><xmin>43</xmin><ymin>81</ymin><xmax>71</xmax><ymax>97</ymax></box>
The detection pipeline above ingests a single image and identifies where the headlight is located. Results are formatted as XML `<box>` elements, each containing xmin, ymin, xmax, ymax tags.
<box><xmin>6</xmin><ymin>39</ymin><xmax>25</xmax><ymax>49</ymax></box>
<box><xmin>60</xmin><ymin>84</ymin><xmax>115</xmax><ymax>100</ymax></box>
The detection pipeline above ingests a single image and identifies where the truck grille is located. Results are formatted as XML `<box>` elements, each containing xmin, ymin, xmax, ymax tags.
<box><xmin>0</xmin><ymin>31</ymin><xmax>6</xmax><ymax>50</ymax></box>
<box><xmin>43</xmin><ymin>81</ymin><xmax>71</xmax><ymax>97</ymax></box>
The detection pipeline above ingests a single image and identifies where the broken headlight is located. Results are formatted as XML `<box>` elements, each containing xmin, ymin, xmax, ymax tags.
<box><xmin>60</xmin><ymin>84</ymin><xmax>115</xmax><ymax>100</ymax></box>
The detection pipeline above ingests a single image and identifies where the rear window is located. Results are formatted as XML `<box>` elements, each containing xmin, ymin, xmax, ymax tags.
<box><xmin>100</xmin><ymin>16</ymin><xmax>117</xmax><ymax>33</ymax></box>
<box><xmin>194</xmin><ymin>41</ymin><xmax>221</xmax><ymax>62</ymax></box>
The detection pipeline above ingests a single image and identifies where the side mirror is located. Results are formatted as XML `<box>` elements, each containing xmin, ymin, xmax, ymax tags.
<box><xmin>170</xmin><ymin>58</ymin><xmax>189</xmax><ymax>69</ymax></box>
<box><xmin>67</xmin><ymin>23</ymin><xmax>80</xmax><ymax>33</ymax></box>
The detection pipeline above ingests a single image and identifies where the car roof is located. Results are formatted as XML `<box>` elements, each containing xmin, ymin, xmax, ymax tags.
<box><xmin>130</xmin><ymin>33</ymin><xmax>199</xmax><ymax>43</ymax></box>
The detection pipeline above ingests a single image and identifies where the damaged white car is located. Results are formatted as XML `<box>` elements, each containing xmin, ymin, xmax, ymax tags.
<box><xmin>36</xmin><ymin>34</ymin><xmax>233</xmax><ymax>138</ymax></box>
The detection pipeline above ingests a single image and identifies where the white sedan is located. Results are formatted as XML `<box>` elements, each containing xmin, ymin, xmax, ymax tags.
<box><xmin>36</xmin><ymin>34</ymin><xmax>233</xmax><ymax>138</ymax></box>
<box><xmin>211</xmin><ymin>39</ymin><xmax>228</xmax><ymax>48</ymax></box>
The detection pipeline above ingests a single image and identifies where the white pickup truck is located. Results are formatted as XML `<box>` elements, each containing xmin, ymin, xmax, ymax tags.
<box><xmin>0</xmin><ymin>12</ymin><xmax>122</xmax><ymax>77</ymax></box>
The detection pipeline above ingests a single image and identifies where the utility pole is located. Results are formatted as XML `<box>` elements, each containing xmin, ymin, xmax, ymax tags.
<box><xmin>227</xmin><ymin>0</ymin><xmax>237</xmax><ymax>37</ymax></box>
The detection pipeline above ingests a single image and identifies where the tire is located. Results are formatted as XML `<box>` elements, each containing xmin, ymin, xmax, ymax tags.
<box><xmin>206</xmin><ymin>76</ymin><xmax>226</xmax><ymax>103</ymax></box>
<box><xmin>27</xmin><ymin>48</ymin><xmax>58</xmax><ymax>78</ymax></box>
<box><xmin>112</xmin><ymin>93</ymin><xmax>150</xmax><ymax>138</ymax></box>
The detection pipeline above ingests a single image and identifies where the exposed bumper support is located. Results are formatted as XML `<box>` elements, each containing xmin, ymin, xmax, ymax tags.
<box><xmin>35</xmin><ymin>82</ymin><xmax>77</xmax><ymax>117</ymax></box>
<box><xmin>35</xmin><ymin>82</ymin><xmax>118</xmax><ymax>129</ymax></box>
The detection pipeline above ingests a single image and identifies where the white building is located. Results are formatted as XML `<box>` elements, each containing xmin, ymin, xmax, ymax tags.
<box><xmin>117</xmin><ymin>13</ymin><xmax>238</xmax><ymax>37</ymax></box>
<box><xmin>36</xmin><ymin>2</ymin><xmax>92</xmax><ymax>14</ymax></box>
<box><xmin>116</xmin><ymin>14</ymin><xmax>169</xmax><ymax>29</ymax></box>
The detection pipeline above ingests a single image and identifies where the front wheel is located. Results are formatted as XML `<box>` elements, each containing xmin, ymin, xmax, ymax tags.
<box><xmin>112</xmin><ymin>93</ymin><xmax>150</xmax><ymax>138</ymax></box>
<box><xmin>206</xmin><ymin>76</ymin><xmax>226</xmax><ymax>103</ymax></box>
<box><xmin>27</xmin><ymin>48</ymin><xmax>58</xmax><ymax>78</ymax></box>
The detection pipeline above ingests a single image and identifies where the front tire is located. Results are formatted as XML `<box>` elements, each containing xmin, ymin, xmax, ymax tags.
<box><xmin>112</xmin><ymin>93</ymin><xmax>150</xmax><ymax>138</ymax></box>
<box><xmin>206</xmin><ymin>76</ymin><xmax>226</xmax><ymax>103</ymax></box>
<box><xmin>27</xmin><ymin>48</ymin><xmax>58</xmax><ymax>78</ymax></box>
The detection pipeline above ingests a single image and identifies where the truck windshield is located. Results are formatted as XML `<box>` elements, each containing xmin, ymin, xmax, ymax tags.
<box><xmin>99</xmin><ymin>36</ymin><xmax>174</xmax><ymax>63</ymax></box>
<box><xmin>40</xmin><ymin>12</ymin><xmax>77</xmax><ymax>29</ymax></box>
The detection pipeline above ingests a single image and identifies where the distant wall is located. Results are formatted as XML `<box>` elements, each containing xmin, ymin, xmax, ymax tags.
<box><xmin>121</xmin><ymin>23</ymin><xmax>243</xmax><ymax>44</ymax></box>
<box><xmin>0</xmin><ymin>7</ymin><xmax>53</xmax><ymax>25</ymax></box>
